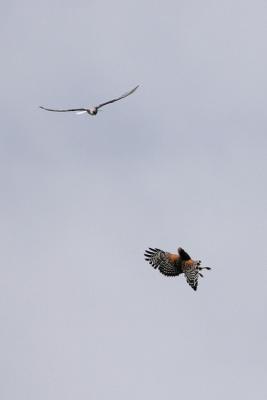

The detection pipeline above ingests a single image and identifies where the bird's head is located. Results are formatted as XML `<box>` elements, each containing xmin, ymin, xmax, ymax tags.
<box><xmin>178</xmin><ymin>247</ymin><xmax>191</xmax><ymax>261</ymax></box>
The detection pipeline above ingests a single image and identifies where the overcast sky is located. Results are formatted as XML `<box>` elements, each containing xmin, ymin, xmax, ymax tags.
<box><xmin>1</xmin><ymin>1</ymin><xmax>267</xmax><ymax>399</ymax></box>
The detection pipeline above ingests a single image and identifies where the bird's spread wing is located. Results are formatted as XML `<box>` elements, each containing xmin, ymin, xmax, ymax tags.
<box><xmin>144</xmin><ymin>248</ymin><xmax>182</xmax><ymax>277</ymax></box>
<box><xmin>96</xmin><ymin>85</ymin><xmax>139</xmax><ymax>109</ymax></box>
<box><xmin>40</xmin><ymin>106</ymin><xmax>86</xmax><ymax>113</ymax></box>
<box><xmin>184</xmin><ymin>263</ymin><xmax>199</xmax><ymax>291</ymax></box>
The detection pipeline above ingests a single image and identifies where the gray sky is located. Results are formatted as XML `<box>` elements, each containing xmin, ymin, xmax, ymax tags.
<box><xmin>1</xmin><ymin>1</ymin><xmax>267</xmax><ymax>399</ymax></box>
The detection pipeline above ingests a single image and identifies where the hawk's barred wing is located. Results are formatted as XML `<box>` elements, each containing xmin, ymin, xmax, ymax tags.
<box><xmin>184</xmin><ymin>266</ymin><xmax>199</xmax><ymax>291</ymax></box>
<box><xmin>40</xmin><ymin>106</ymin><xmax>86</xmax><ymax>113</ymax></box>
<box><xmin>144</xmin><ymin>248</ymin><xmax>182</xmax><ymax>277</ymax></box>
<box><xmin>96</xmin><ymin>85</ymin><xmax>139</xmax><ymax>109</ymax></box>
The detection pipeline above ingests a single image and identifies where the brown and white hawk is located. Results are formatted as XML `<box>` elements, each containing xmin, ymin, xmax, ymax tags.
<box><xmin>144</xmin><ymin>247</ymin><xmax>211</xmax><ymax>291</ymax></box>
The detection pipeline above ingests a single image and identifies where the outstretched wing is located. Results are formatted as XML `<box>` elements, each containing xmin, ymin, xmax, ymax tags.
<box><xmin>40</xmin><ymin>106</ymin><xmax>86</xmax><ymax>113</ymax></box>
<box><xmin>96</xmin><ymin>85</ymin><xmax>139</xmax><ymax>109</ymax></box>
<box><xmin>184</xmin><ymin>265</ymin><xmax>199</xmax><ymax>291</ymax></box>
<box><xmin>144</xmin><ymin>248</ymin><xmax>182</xmax><ymax>277</ymax></box>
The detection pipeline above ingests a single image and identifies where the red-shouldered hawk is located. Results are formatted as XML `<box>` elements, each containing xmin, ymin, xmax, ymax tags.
<box><xmin>144</xmin><ymin>247</ymin><xmax>211</xmax><ymax>291</ymax></box>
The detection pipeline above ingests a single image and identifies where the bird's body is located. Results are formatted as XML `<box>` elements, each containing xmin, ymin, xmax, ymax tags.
<box><xmin>40</xmin><ymin>85</ymin><xmax>139</xmax><ymax>116</ymax></box>
<box><xmin>88</xmin><ymin>107</ymin><xmax>97</xmax><ymax>115</ymax></box>
<box><xmin>144</xmin><ymin>247</ymin><xmax>211</xmax><ymax>291</ymax></box>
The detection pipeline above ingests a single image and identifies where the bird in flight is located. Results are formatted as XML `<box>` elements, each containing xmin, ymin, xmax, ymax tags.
<box><xmin>144</xmin><ymin>247</ymin><xmax>211</xmax><ymax>291</ymax></box>
<box><xmin>40</xmin><ymin>85</ymin><xmax>139</xmax><ymax>116</ymax></box>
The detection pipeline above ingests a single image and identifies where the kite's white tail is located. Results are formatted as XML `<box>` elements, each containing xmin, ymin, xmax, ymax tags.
<box><xmin>76</xmin><ymin>111</ymin><xmax>87</xmax><ymax>115</ymax></box>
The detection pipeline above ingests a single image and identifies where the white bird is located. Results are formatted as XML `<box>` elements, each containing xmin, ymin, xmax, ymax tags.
<box><xmin>40</xmin><ymin>85</ymin><xmax>139</xmax><ymax>116</ymax></box>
